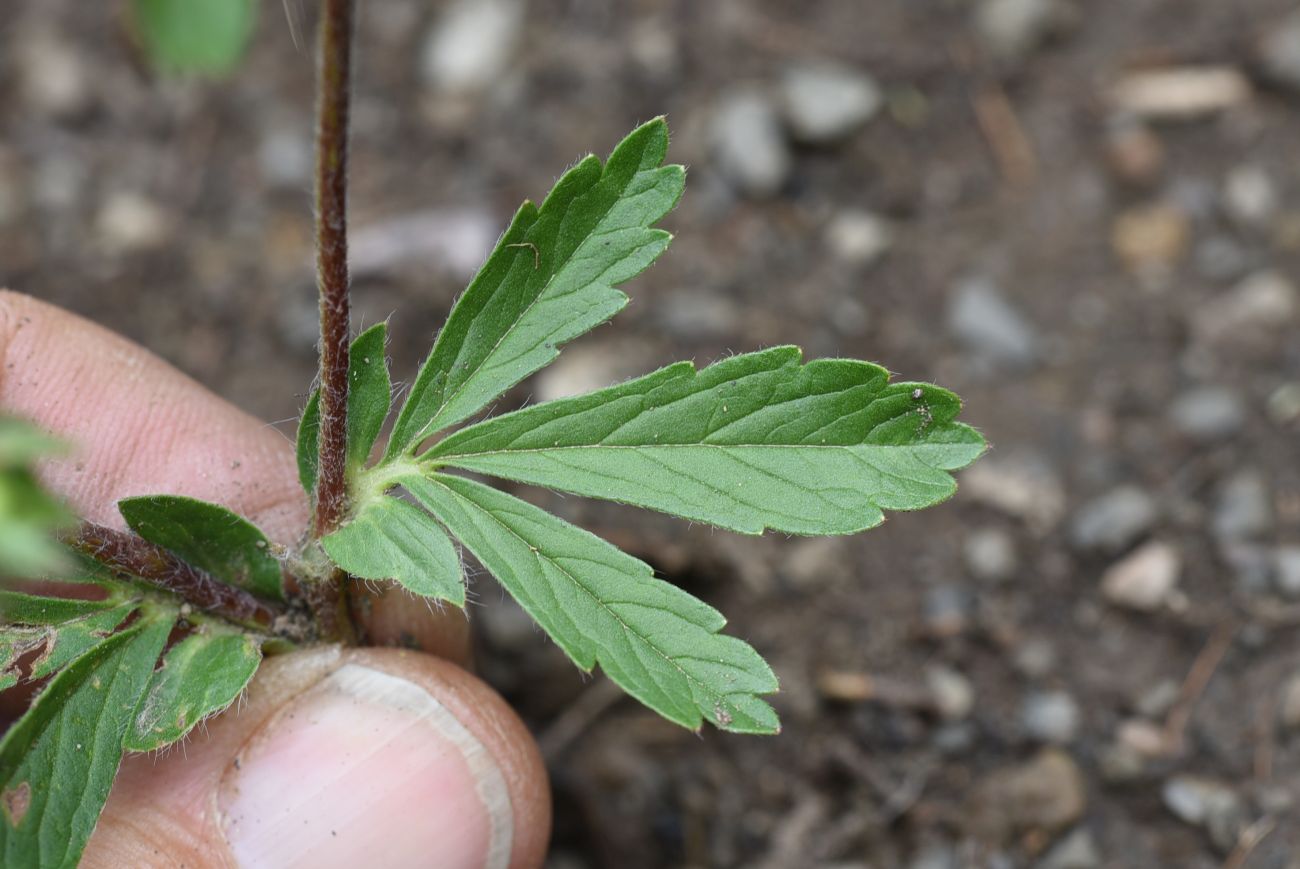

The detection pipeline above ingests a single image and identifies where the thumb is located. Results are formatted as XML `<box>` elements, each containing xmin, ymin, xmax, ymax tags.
<box><xmin>83</xmin><ymin>646</ymin><xmax>550</xmax><ymax>869</ymax></box>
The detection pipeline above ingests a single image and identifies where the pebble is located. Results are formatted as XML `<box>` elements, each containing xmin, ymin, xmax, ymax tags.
<box><xmin>963</xmin><ymin>527</ymin><xmax>1019</xmax><ymax>584</ymax></box>
<box><xmin>824</xmin><ymin>209</ymin><xmax>893</xmax><ymax>266</ymax></box>
<box><xmin>1162</xmin><ymin>776</ymin><xmax>1247</xmax><ymax>854</ymax></box>
<box><xmin>780</xmin><ymin>537</ymin><xmax>848</xmax><ymax>589</ymax></box>
<box><xmin>1280</xmin><ymin>671</ymin><xmax>1300</xmax><ymax>730</ymax></box>
<box><xmin>350</xmin><ymin>209</ymin><xmax>498</xmax><ymax>281</ymax></box>
<box><xmin>658</xmin><ymin>291</ymin><xmax>740</xmax><ymax>340</ymax></box>
<box><xmin>961</xmin><ymin>450</ymin><xmax>1066</xmax><ymax>534</ymax></box>
<box><xmin>922</xmin><ymin>585</ymin><xmax>974</xmax><ymax>638</ymax></box>
<box><xmin>969</xmin><ymin>750</ymin><xmax>1087</xmax><ymax>842</ymax></box>
<box><xmin>1272</xmin><ymin>546</ymin><xmax>1300</xmax><ymax>599</ymax></box>
<box><xmin>1100</xmin><ymin>541</ymin><xmax>1180</xmax><ymax>611</ymax></box>
<box><xmin>95</xmin><ymin>191</ymin><xmax>169</xmax><ymax>253</ymax></box>
<box><xmin>1013</xmin><ymin>637</ymin><xmax>1057</xmax><ymax>679</ymax></box>
<box><xmin>1266</xmin><ymin>382</ymin><xmax>1300</xmax><ymax>424</ymax></box>
<box><xmin>18</xmin><ymin>32</ymin><xmax>91</xmax><ymax>120</ymax></box>
<box><xmin>1038</xmin><ymin>828</ymin><xmax>1102</xmax><ymax>869</ymax></box>
<box><xmin>926</xmin><ymin>665</ymin><xmax>975</xmax><ymax>721</ymax></box>
<box><xmin>1111</xmin><ymin>203</ymin><xmax>1189</xmax><ymax>273</ymax></box>
<box><xmin>1223</xmin><ymin>165</ymin><xmax>1279</xmax><ymax>227</ymax></box>
<box><xmin>1258</xmin><ymin>10</ymin><xmax>1300</xmax><ymax>92</ymax></box>
<box><xmin>1021</xmin><ymin>691</ymin><xmax>1082</xmax><ymax>743</ymax></box>
<box><xmin>946</xmin><ymin>278</ymin><xmax>1038</xmax><ymax>368</ymax></box>
<box><xmin>1167</xmin><ymin>386</ymin><xmax>1245</xmax><ymax>442</ymax></box>
<box><xmin>1103</xmin><ymin>122</ymin><xmax>1164</xmax><ymax>186</ymax></box>
<box><xmin>1068</xmin><ymin>486</ymin><xmax>1158</xmax><ymax>554</ymax></box>
<box><xmin>710</xmin><ymin>90</ymin><xmax>791</xmax><ymax>198</ymax></box>
<box><xmin>1106</xmin><ymin>66</ymin><xmax>1252</xmax><ymax>120</ymax></box>
<box><xmin>974</xmin><ymin>0</ymin><xmax>1073</xmax><ymax>64</ymax></box>
<box><xmin>534</xmin><ymin>342</ymin><xmax>648</xmax><ymax>403</ymax></box>
<box><xmin>909</xmin><ymin>842</ymin><xmax>959</xmax><ymax>869</ymax></box>
<box><xmin>1134</xmin><ymin>679</ymin><xmax>1181</xmax><ymax>719</ymax></box>
<box><xmin>1212</xmin><ymin>469</ymin><xmax>1273</xmax><ymax>542</ymax></box>
<box><xmin>420</xmin><ymin>0</ymin><xmax>524</xmax><ymax>94</ymax></box>
<box><xmin>779</xmin><ymin>62</ymin><xmax>882</xmax><ymax>144</ymax></box>
<box><xmin>258</xmin><ymin>127</ymin><xmax>312</xmax><ymax>189</ymax></box>
<box><xmin>1193</xmin><ymin>270</ymin><xmax>1297</xmax><ymax>347</ymax></box>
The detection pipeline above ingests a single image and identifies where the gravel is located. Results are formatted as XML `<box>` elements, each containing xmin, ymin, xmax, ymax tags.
<box><xmin>779</xmin><ymin>62</ymin><xmax>882</xmax><ymax>144</ymax></box>
<box><xmin>1212</xmin><ymin>468</ymin><xmax>1273</xmax><ymax>543</ymax></box>
<box><xmin>1167</xmin><ymin>386</ymin><xmax>1245</xmax><ymax>442</ymax></box>
<box><xmin>946</xmin><ymin>278</ymin><xmax>1039</xmax><ymax>369</ymax></box>
<box><xmin>1099</xmin><ymin>541</ymin><xmax>1180</xmax><ymax>611</ymax></box>
<box><xmin>710</xmin><ymin>89</ymin><xmax>791</xmax><ymax>197</ymax></box>
<box><xmin>1068</xmin><ymin>486</ymin><xmax>1158</xmax><ymax>554</ymax></box>
<box><xmin>1021</xmin><ymin>691</ymin><xmax>1082</xmax><ymax>744</ymax></box>
<box><xmin>1162</xmin><ymin>776</ymin><xmax>1247</xmax><ymax>854</ymax></box>
<box><xmin>963</xmin><ymin>527</ymin><xmax>1019</xmax><ymax>584</ymax></box>
<box><xmin>420</xmin><ymin>0</ymin><xmax>524</xmax><ymax>94</ymax></box>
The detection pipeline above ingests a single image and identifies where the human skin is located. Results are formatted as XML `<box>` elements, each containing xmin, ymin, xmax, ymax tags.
<box><xmin>0</xmin><ymin>290</ymin><xmax>550</xmax><ymax>868</ymax></box>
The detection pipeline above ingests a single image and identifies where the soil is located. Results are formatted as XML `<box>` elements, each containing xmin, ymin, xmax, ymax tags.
<box><xmin>5</xmin><ymin>1</ymin><xmax>1300</xmax><ymax>866</ymax></box>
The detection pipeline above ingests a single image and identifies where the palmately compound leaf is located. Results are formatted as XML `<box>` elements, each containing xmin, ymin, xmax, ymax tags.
<box><xmin>321</xmin><ymin>496</ymin><xmax>464</xmax><ymax>605</ymax></box>
<box><xmin>402</xmin><ymin>474</ymin><xmax>779</xmax><ymax>734</ymax></box>
<box><xmin>0</xmin><ymin>612</ymin><xmax>173</xmax><ymax>869</ymax></box>
<box><xmin>117</xmin><ymin>495</ymin><xmax>285</xmax><ymax>601</ymax></box>
<box><xmin>426</xmin><ymin>346</ymin><xmax>987</xmax><ymax>535</ymax></box>
<box><xmin>386</xmin><ymin>117</ymin><xmax>684</xmax><ymax>458</ymax></box>
<box><xmin>131</xmin><ymin>0</ymin><xmax>257</xmax><ymax>75</ymax></box>
<box><xmin>125</xmin><ymin>627</ymin><xmax>262</xmax><ymax>752</ymax></box>
<box><xmin>297</xmin><ymin>322</ymin><xmax>394</xmax><ymax>496</ymax></box>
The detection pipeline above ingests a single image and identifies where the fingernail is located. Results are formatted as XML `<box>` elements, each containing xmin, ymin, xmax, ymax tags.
<box><xmin>218</xmin><ymin>663</ymin><xmax>513</xmax><ymax>869</ymax></box>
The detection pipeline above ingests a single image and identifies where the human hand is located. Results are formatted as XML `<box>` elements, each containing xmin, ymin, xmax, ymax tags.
<box><xmin>0</xmin><ymin>291</ymin><xmax>550</xmax><ymax>868</ymax></box>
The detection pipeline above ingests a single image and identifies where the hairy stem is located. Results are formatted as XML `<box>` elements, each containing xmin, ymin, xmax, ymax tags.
<box><xmin>312</xmin><ymin>0</ymin><xmax>355</xmax><ymax>540</ymax></box>
<box><xmin>62</xmin><ymin>523</ymin><xmax>280</xmax><ymax>630</ymax></box>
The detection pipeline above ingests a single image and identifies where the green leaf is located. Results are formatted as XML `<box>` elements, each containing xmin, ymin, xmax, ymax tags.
<box><xmin>403</xmin><ymin>474</ymin><xmax>779</xmax><ymax>734</ymax></box>
<box><xmin>426</xmin><ymin>347</ymin><xmax>987</xmax><ymax>535</ymax></box>
<box><xmin>321</xmin><ymin>496</ymin><xmax>464</xmax><ymax>605</ymax></box>
<box><xmin>125</xmin><ymin>628</ymin><xmax>261</xmax><ymax>752</ymax></box>
<box><xmin>0</xmin><ymin>593</ymin><xmax>117</xmax><ymax>626</ymax></box>
<box><xmin>117</xmin><ymin>495</ymin><xmax>284</xmax><ymax>600</ymax></box>
<box><xmin>343</xmin><ymin>323</ymin><xmax>393</xmax><ymax>472</ymax></box>
<box><xmin>131</xmin><ymin>0</ymin><xmax>257</xmax><ymax>75</ymax></box>
<box><xmin>27</xmin><ymin>603</ymin><xmax>141</xmax><ymax>682</ymax></box>
<box><xmin>386</xmin><ymin>118</ymin><xmax>684</xmax><ymax>457</ymax></box>
<box><xmin>0</xmin><ymin>418</ymin><xmax>64</xmax><ymax>466</ymax></box>
<box><xmin>0</xmin><ymin>419</ymin><xmax>74</xmax><ymax>578</ymax></box>
<box><xmin>0</xmin><ymin>614</ymin><xmax>173</xmax><ymax>868</ymax></box>
<box><xmin>296</xmin><ymin>389</ymin><xmax>321</xmax><ymax>497</ymax></box>
<box><xmin>296</xmin><ymin>323</ymin><xmax>395</xmax><ymax>496</ymax></box>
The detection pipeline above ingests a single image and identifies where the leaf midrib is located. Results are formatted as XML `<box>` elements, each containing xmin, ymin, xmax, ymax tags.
<box><xmin>423</xmin><ymin>476</ymin><xmax>754</xmax><ymax>726</ymax></box>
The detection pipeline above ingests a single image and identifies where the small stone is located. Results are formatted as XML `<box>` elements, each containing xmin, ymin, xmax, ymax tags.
<box><xmin>961</xmin><ymin>451</ymin><xmax>1066</xmax><ymax>534</ymax></box>
<box><xmin>1279</xmin><ymin>671</ymin><xmax>1300</xmax><ymax>730</ymax></box>
<box><xmin>1212</xmin><ymin>469</ymin><xmax>1273</xmax><ymax>542</ymax></box>
<box><xmin>1038</xmin><ymin>828</ymin><xmax>1102</xmax><ymax>869</ymax></box>
<box><xmin>1100</xmin><ymin>541</ymin><xmax>1180</xmax><ymax>611</ymax></box>
<box><xmin>969</xmin><ymin>750</ymin><xmax>1087</xmax><ymax>843</ymax></box>
<box><xmin>1223</xmin><ymin>166</ymin><xmax>1278</xmax><ymax>227</ymax></box>
<box><xmin>1106</xmin><ymin>67</ymin><xmax>1252</xmax><ymax>120</ymax></box>
<box><xmin>922</xmin><ymin>585</ymin><xmax>974</xmax><ymax>638</ymax></box>
<box><xmin>1194</xmin><ymin>270</ymin><xmax>1298</xmax><ymax>347</ymax></box>
<box><xmin>1022</xmin><ymin>691</ymin><xmax>1082</xmax><ymax>743</ymax></box>
<box><xmin>909</xmin><ymin>842</ymin><xmax>959</xmax><ymax>869</ymax></box>
<box><xmin>1167</xmin><ymin>386</ymin><xmax>1246</xmax><ymax>442</ymax></box>
<box><xmin>1069</xmin><ymin>486</ymin><xmax>1158</xmax><ymax>554</ymax></box>
<box><xmin>824</xmin><ymin>209</ymin><xmax>893</xmax><ymax>266</ymax></box>
<box><xmin>1221</xmin><ymin>543</ymin><xmax>1273</xmax><ymax>596</ymax></box>
<box><xmin>710</xmin><ymin>90</ymin><xmax>791</xmax><ymax>198</ymax></box>
<box><xmin>1111</xmin><ymin>203</ymin><xmax>1190</xmax><ymax>272</ymax></box>
<box><xmin>926</xmin><ymin>665</ymin><xmax>975</xmax><ymax>721</ymax></box>
<box><xmin>963</xmin><ymin>528</ymin><xmax>1019</xmax><ymax>584</ymax></box>
<box><xmin>420</xmin><ymin>0</ymin><xmax>524</xmax><ymax>94</ymax></box>
<box><xmin>477</xmin><ymin>594</ymin><xmax>536</xmax><ymax>653</ymax></box>
<box><xmin>1118</xmin><ymin>718</ymin><xmax>1172</xmax><ymax>758</ymax></box>
<box><xmin>974</xmin><ymin>0</ymin><xmax>1074</xmax><ymax>64</ymax></box>
<box><xmin>779</xmin><ymin>62</ymin><xmax>882</xmax><ymax>144</ymax></box>
<box><xmin>1134</xmin><ymin>679</ymin><xmax>1181</xmax><ymax>719</ymax></box>
<box><xmin>534</xmin><ymin>342</ymin><xmax>648</xmax><ymax>403</ymax></box>
<box><xmin>780</xmin><ymin>537</ymin><xmax>847</xmax><ymax>589</ymax></box>
<box><xmin>1162</xmin><ymin>776</ymin><xmax>1247</xmax><ymax>854</ymax></box>
<box><xmin>658</xmin><ymin>291</ymin><xmax>739</xmax><ymax>340</ymax></box>
<box><xmin>1272</xmin><ymin>546</ymin><xmax>1300</xmax><ymax>599</ymax></box>
<box><xmin>1258</xmin><ymin>10</ymin><xmax>1300</xmax><ymax>92</ymax></box>
<box><xmin>1266</xmin><ymin>382</ymin><xmax>1300</xmax><ymax>425</ymax></box>
<box><xmin>18</xmin><ymin>33</ymin><xmax>91</xmax><ymax>119</ymax></box>
<box><xmin>946</xmin><ymin>278</ymin><xmax>1038</xmax><ymax>368</ymax></box>
<box><xmin>1104</xmin><ymin>122</ymin><xmax>1164</xmax><ymax>186</ymax></box>
<box><xmin>258</xmin><ymin>127</ymin><xmax>312</xmax><ymax>189</ymax></box>
<box><xmin>1098</xmin><ymin>739</ymin><xmax>1147</xmax><ymax>784</ymax></box>
<box><xmin>95</xmin><ymin>192</ymin><xmax>169</xmax><ymax>253</ymax></box>
<box><xmin>1013</xmin><ymin>638</ymin><xmax>1057</xmax><ymax>679</ymax></box>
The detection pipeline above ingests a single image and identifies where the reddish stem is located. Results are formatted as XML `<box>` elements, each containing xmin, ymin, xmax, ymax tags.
<box><xmin>312</xmin><ymin>0</ymin><xmax>355</xmax><ymax>539</ymax></box>
<box><xmin>63</xmin><ymin>523</ymin><xmax>278</xmax><ymax>629</ymax></box>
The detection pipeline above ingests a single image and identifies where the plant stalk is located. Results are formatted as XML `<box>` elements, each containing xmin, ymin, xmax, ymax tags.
<box><xmin>63</xmin><ymin>523</ymin><xmax>279</xmax><ymax>630</ymax></box>
<box><xmin>312</xmin><ymin>0</ymin><xmax>355</xmax><ymax>540</ymax></box>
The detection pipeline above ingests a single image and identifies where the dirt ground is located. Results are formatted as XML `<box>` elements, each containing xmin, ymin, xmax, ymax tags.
<box><xmin>5</xmin><ymin>1</ymin><xmax>1300</xmax><ymax>866</ymax></box>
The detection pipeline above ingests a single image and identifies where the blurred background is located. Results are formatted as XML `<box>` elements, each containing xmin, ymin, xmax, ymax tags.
<box><xmin>5</xmin><ymin>0</ymin><xmax>1300</xmax><ymax>866</ymax></box>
